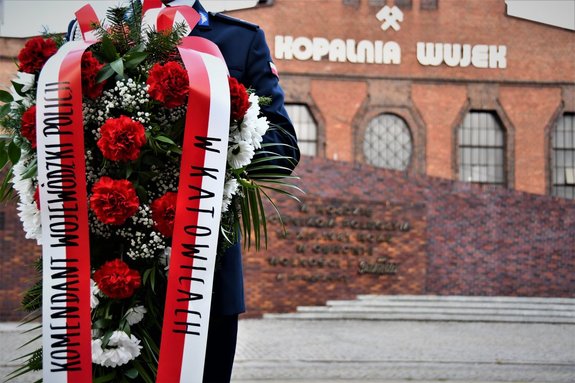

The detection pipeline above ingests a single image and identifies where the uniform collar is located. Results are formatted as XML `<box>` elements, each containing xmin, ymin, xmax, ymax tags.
<box><xmin>165</xmin><ymin>0</ymin><xmax>196</xmax><ymax>6</ymax></box>
<box><xmin>166</xmin><ymin>0</ymin><xmax>210</xmax><ymax>29</ymax></box>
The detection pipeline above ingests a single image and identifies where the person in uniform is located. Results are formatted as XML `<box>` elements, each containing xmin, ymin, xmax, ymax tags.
<box><xmin>69</xmin><ymin>1</ymin><xmax>299</xmax><ymax>381</ymax></box>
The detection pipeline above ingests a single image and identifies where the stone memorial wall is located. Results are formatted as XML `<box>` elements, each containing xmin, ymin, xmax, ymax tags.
<box><xmin>243</xmin><ymin>157</ymin><xmax>575</xmax><ymax>316</ymax></box>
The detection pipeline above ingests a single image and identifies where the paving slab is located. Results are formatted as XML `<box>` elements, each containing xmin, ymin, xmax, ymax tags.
<box><xmin>2</xmin><ymin>319</ymin><xmax>574</xmax><ymax>382</ymax></box>
<box><xmin>232</xmin><ymin>318</ymin><xmax>575</xmax><ymax>382</ymax></box>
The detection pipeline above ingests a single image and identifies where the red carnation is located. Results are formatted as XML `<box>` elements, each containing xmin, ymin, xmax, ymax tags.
<box><xmin>93</xmin><ymin>259</ymin><xmax>141</xmax><ymax>299</ymax></box>
<box><xmin>90</xmin><ymin>177</ymin><xmax>139</xmax><ymax>225</ymax></box>
<box><xmin>17</xmin><ymin>37</ymin><xmax>57</xmax><ymax>74</ymax></box>
<box><xmin>229</xmin><ymin>77</ymin><xmax>250</xmax><ymax>121</ymax></box>
<box><xmin>21</xmin><ymin>105</ymin><xmax>37</xmax><ymax>149</ymax></box>
<box><xmin>146</xmin><ymin>61</ymin><xmax>189</xmax><ymax>108</ymax></box>
<box><xmin>151</xmin><ymin>192</ymin><xmax>177</xmax><ymax>237</ymax></box>
<box><xmin>34</xmin><ymin>186</ymin><xmax>40</xmax><ymax>210</ymax></box>
<box><xmin>82</xmin><ymin>51</ymin><xmax>105</xmax><ymax>99</ymax></box>
<box><xmin>97</xmin><ymin>115</ymin><xmax>146</xmax><ymax>162</ymax></box>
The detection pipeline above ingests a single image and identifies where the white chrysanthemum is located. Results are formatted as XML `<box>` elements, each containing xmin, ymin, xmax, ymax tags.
<box><xmin>92</xmin><ymin>331</ymin><xmax>142</xmax><ymax>368</ymax></box>
<box><xmin>227</xmin><ymin>141</ymin><xmax>255</xmax><ymax>170</ymax></box>
<box><xmin>237</xmin><ymin>94</ymin><xmax>269</xmax><ymax>150</ymax></box>
<box><xmin>247</xmin><ymin>93</ymin><xmax>261</xmax><ymax>116</ymax></box>
<box><xmin>11</xmin><ymin>156</ymin><xmax>42</xmax><ymax>244</ymax></box>
<box><xmin>10</xmin><ymin>72</ymin><xmax>36</xmax><ymax>101</ymax></box>
<box><xmin>90</xmin><ymin>279</ymin><xmax>100</xmax><ymax>309</ymax></box>
<box><xmin>221</xmin><ymin>178</ymin><xmax>239</xmax><ymax>213</ymax></box>
<box><xmin>125</xmin><ymin>305</ymin><xmax>147</xmax><ymax>325</ymax></box>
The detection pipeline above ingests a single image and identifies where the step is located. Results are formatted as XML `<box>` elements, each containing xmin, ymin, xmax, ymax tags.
<box><xmin>325</xmin><ymin>300</ymin><xmax>575</xmax><ymax>312</ymax></box>
<box><xmin>263</xmin><ymin>311</ymin><xmax>575</xmax><ymax>324</ymax></box>
<box><xmin>264</xmin><ymin>295</ymin><xmax>575</xmax><ymax>324</ymax></box>
<box><xmin>296</xmin><ymin>305</ymin><xmax>575</xmax><ymax>318</ymax></box>
<box><xmin>357</xmin><ymin>295</ymin><xmax>575</xmax><ymax>305</ymax></box>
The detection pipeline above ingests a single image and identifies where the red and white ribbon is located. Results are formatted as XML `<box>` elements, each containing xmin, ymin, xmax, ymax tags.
<box><xmin>36</xmin><ymin>40</ymin><xmax>96</xmax><ymax>383</ymax></box>
<box><xmin>156</xmin><ymin>35</ymin><xmax>230</xmax><ymax>383</ymax></box>
<box><xmin>75</xmin><ymin>4</ymin><xmax>100</xmax><ymax>42</ymax></box>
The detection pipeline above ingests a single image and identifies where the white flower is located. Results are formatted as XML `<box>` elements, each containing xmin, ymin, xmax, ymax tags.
<box><xmin>223</xmin><ymin>178</ymin><xmax>239</xmax><ymax>199</ymax></box>
<box><xmin>237</xmin><ymin>93</ymin><xmax>269</xmax><ymax>150</ymax></box>
<box><xmin>125</xmin><ymin>305</ymin><xmax>147</xmax><ymax>325</ymax></box>
<box><xmin>10</xmin><ymin>72</ymin><xmax>36</xmax><ymax>101</ymax></box>
<box><xmin>90</xmin><ymin>279</ymin><xmax>100</xmax><ymax>309</ymax></box>
<box><xmin>247</xmin><ymin>93</ymin><xmax>261</xmax><ymax>116</ymax></box>
<box><xmin>227</xmin><ymin>141</ymin><xmax>255</xmax><ymax>170</ymax></box>
<box><xmin>11</xmin><ymin>155</ymin><xmax>42</xmax><ymax>244</ymax></box>
<box><xmin>221</xmin><ymin>178</ymin><xmax>239</xmax><ymax>213</ymax></box>
<box><xmin>92</xmin><ymin>331</ymin><xmax>142</xmax><ymax>368</ymax></box>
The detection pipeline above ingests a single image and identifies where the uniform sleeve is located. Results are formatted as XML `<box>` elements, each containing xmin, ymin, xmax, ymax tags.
<box><xmin>244</xmin><ymin>28</ymin><xmax>300</xmax><ymax>175</ymax></box>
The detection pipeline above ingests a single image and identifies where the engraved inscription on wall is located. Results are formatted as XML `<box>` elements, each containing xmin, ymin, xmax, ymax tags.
<box><xmin>266</xmin><ymin>198</ymin><xmax>418</xmax><ymax>284</ymax></box>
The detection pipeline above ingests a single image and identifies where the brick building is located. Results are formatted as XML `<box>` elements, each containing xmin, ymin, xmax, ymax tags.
<box><xmin>232</xmin><ymin>0</ymin><xmax>575</xmax><ymax>197</ymax></box>
<box><xmin>0</xmin><ymin>0</ymin><xmax>574</xmax><ymax>320</ymax></box>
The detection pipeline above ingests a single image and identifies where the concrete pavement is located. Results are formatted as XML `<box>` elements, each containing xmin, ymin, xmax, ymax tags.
<box><xmin>232</xmin><ymin>318</ymin><xmax>575</xmax><ymax>382</ymax></box>
<box><xmin>2</xmin><ymin>318</ymin><xmax>574</xmax><ymax>383</ymax></box>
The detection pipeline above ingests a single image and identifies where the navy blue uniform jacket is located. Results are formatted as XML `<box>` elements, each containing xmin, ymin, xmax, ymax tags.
<box><xmin>68</xmin><ymin>1</ymin><xmax>300</xmax><ymax>316</ymax></box>
<box><xmin>190</xmin><ymin>2</ymin><xmax>300</xmax><ymax>316</ymax></box>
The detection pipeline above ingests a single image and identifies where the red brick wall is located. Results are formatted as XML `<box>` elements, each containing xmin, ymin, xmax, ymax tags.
<box><xmin>242</xmin><ymin>157</ymin><xmax>575</xmax><ymax>316</ymax></box>
<box><xmin>0</xmin><ymin>202</ymin><xmax>41</xmax><ymax>321</ymax></box>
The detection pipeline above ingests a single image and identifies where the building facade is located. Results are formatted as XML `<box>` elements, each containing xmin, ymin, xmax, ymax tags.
<box><xmin>233</xmin><ymin>0</ymin><xmax>575</xmax><ymax>198</ymax></box>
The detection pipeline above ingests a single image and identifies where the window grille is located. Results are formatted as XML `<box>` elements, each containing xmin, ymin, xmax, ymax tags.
<box><xmin>363</xmin><ymin>114</ymin><xmax>412</xmax><ymax>170</ymax></box>
<box><xmin>551</xmin><ymin>113</ymin><xmax>575</xmax><ymax>199</ymax></box>
<box><xmin>458</xmin><ymin>111</ymin><xmax>506</xmax><ymax>185</ymax></box>
<box><xmin>420</xmin><ymin>0</ymin><xmax>438</xmax><ymax>10</ymax></box>
<box><xmin>343</xmin><ymin>0</ymin><xmax>360</xmax><ymax>7</ymax></box>
<box><xmin>369</xmin><ymin>0</ymin><xmax>386</xmax><ymax>6</ymax></box>
<box><xmin>394</xmin><ymin>0</ymin><xmax>412</xmax><ymax>9</ymax></box>
<box><xmin>285</xmin><ymin>104</ymin><xmax>318</xmax><ymax>157</ymax></box>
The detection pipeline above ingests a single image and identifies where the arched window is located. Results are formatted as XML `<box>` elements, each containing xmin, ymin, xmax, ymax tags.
<box><xmin>458</xmin><ymin>111</ymin><xmax>506</xmax><ymax>185</ymax></box>
<box><xmin>285</xmin><ymin>104</ymin><xmax>318</xmax><ymax>156</ymax></box>
<box><xmin>551</xmin><ymin>113</ymin><xmax>575</xmax><ymax>199</ymax></box>
<box><xmin>363</xmin><ymin>114</ymin><xmax>412</xmax><ymax>171</ymax></box>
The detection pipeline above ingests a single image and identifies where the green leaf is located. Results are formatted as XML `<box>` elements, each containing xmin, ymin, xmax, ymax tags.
<box><xmin>8</xmin><ymin>141</ymin><xmax>21</xmax><ymax>164</ymax></box>
<box><xmin>92</xmin><ymin>318</ymin><xmax>112</xmax><ymax>329</ymax></box>
<box><xmin>142</xmin><ymin>268</ymin><xmax>152</xmax><ymax>286</ymax></box>
<box><xmin>248</xmin><ymin>188</ymin><xmax>261</xmax><ymax>249</ymax></box>
<box><xmin>0</xmin><ymin>89</ymin><xmax>13</xmax><ymax>103</ymax></box>
<box><xmin>135</xmin><ymin>184</ymin><xmax>148</xmax><ymax>203</ymax></box>
<box><xmin>11</xmin><ymin>81</ymin><xmax>25</xmax><ymax>97</ymax></box>
<box><xmin>0</xmin><ymin>103</ymin><xmax>10</xmax><ymax>118</ymax></box>
<box><xmin>124</xmin><ymin>51</ymin><xmax>148</xmax><ymax>69</ymax></box>
<box><xmin>96</xmin><ymin>65</ymin><xmax>116</xmax><ymax>83</ymax></box>
<box><xmin>150</xmin><ymin>267</ymin><xmax>156</xmax><ymax>293</ymax></box>
<box><xmin>110</xmin><ymin>58</ymin><xmax>125</xmax><ymax>78</ymax></box>
<box><xmin>0</xmin><ymin>147</ymin><xmax>8</xmax><ymax>169</ymax></box>
<box><xmin>21</xmin><ymin>160</ymin><xmax>37</xmax><ymax>180</ymax></box>
<box><xmin>133</xmin><ymin>360</ymin><xmax>155</xmax><ymax>383</ymax></box>
<box><xmin>124</xmin><ymin>368</ymin><xmax>139</xmax><ymax>379</ymax></box>
<box><xmin>154</xmin><ymin>135</ymin><xmax>176</xmax><ymax>145</ymax></box>
<box><xmin>93</xmin><ymin>371</ymin><xmax>118</xmax><ymax>383</ymax></box>
<box><xmin>101</xmin><ymin>35</ymin><xmax>119</xmax><ymax>62</ymax></box>
<box><xmin>0</xmin><ymin>167</ymin><xmax>14</xmax><ymax>202</ymax></box>
<box><xmin>256</xmin><ymin>187</ymin><xmax>268</xmax><ymax>248</ymax></box>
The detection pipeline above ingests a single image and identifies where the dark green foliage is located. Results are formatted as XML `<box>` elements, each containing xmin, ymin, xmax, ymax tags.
<box><xmin>143</xmin><ymin>23</ymin><xmax>189</xmax><ymax>64</ymax></box>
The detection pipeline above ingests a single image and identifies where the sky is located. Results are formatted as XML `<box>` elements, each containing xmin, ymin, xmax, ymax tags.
<box><xmin>0</xmin><ymin>0</ymin><xmax>258</xmax><ymax>37</ymax></box>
